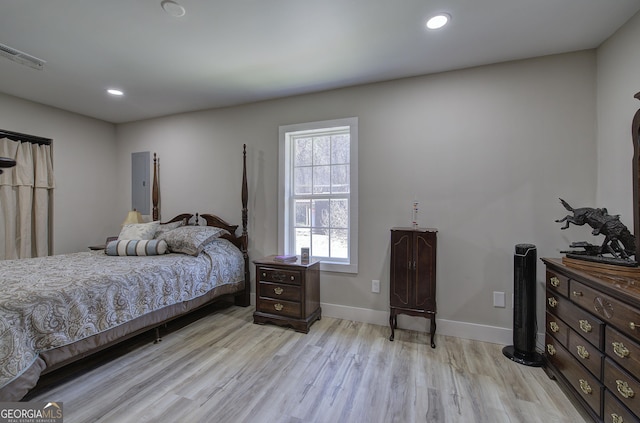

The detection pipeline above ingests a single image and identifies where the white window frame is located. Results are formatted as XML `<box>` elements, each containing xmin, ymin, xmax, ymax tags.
<box><xmin>278</xmin><ymin>117</ymin><xmax>358</xmax><ymax>273</ymax></box>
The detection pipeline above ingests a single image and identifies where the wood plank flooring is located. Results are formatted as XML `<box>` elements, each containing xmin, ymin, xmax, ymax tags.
<box><xmin>26</xmin><ymin>304</ymin><xmax>587</xmax><ymax>423</ymax></box>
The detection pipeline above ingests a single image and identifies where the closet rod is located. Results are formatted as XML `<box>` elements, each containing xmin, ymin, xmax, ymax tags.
<box><xmin>0</xmin><ymin>129</ymin><xmax>51</xmax><ymax>145</ymax></box>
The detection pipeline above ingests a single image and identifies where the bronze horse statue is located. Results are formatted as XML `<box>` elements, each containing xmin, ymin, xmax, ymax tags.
<box><xmin>556</xmin><ymin>198</ymin><xmax>636</xmax><ymax>260</ymax></box>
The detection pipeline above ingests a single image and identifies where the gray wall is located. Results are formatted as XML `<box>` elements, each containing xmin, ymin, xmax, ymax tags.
<box><xmin>116</xmin><ymin>50</ymin><xmax>598</xmax><ymax>343</ymax></box>
<box><xmin>0</xmin><ymin>93</ymin><xmax>117</xmax><ymax>254</ymax></box>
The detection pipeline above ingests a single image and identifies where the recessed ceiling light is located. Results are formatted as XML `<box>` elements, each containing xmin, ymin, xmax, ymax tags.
<box><xmin>426</xmin><ymin>13</ymin><xmax>450</xmax><ymax>30</ymax></box>
<box><xmin>107</xmin><ymin>89</ymin><xmax>124</xmax><ymax>96</ymax></box>
<box><xmin>161</xmin><ymin>0</ymin><xmax>186</xmax><ymax>18</ymax></box>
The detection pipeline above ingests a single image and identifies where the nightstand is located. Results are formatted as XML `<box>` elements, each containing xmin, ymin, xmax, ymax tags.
<box><xmin>253</xmin><ymin>255</ymin><xmax>321</xmax><ymax>333</ymax></box>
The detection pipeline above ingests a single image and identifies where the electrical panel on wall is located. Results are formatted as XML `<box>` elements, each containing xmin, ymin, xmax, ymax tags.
<box><xmin>131</xmin><ymin>151</ymin><xmax>150</xmax><ymax>215</ymax></box>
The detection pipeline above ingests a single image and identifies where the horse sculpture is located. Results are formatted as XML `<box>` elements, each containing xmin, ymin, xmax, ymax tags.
<box><xmin>555</xmin><ymin>198</ymin><xmax>636</xmax><ymax>261</ymax></box>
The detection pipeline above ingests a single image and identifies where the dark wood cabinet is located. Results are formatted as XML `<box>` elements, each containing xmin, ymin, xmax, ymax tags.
<box><xmin>253</xmin><ymin>256</ymin><xmax>321</xmax><ymax>333</ymax></box>
<box><xmin>389</xmin><ymin>227</ymin><xmax>437</xmax><ymax>348</ymax></box>
<box><xmin>543</xmin><ymin>258</ymin><xmax>640</xmax><ymax>422</ymax></box>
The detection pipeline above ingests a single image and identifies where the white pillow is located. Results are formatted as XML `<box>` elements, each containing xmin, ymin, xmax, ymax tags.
<box><xmin>118</xmin><ymin>221</ymin><xmax>159</xmax><ymax>240</ymax></box>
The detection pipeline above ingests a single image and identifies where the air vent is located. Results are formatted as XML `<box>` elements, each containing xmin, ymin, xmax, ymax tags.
<box><xmin>0</xmin><ymin>43</ymin><xmax>45</xmax><ymax>70</ymax></box>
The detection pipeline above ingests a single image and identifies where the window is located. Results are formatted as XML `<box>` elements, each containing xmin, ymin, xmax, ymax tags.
<box><xmin>279</xmin><ymin>117</ymin><xmax>358</xmax><ymax>273</ymax></box>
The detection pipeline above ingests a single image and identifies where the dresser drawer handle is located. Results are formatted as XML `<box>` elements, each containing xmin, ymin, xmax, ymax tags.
<box><xmin>549</xmin><ymin>321</ymin><xmax>559</xmax><ymax>333</ymax></box>
<box><xmin>576</xmin><ymin>345</ymin><xmax>589</xmax><ymax>359</ymax></box>
<box><xmin>546</xmin><ymin>344</ymin><xmax>556</xmax><ymax>356</ymax></box>
<box><xmin>630</xmin><ymin>322</ymin><xmax>638</xmax><ymax>330</ymax></box>
<box><xmin>613</xmin><ymin>342</ymin><xmax>630</xmax><ymax>358</ymax></box>
<box><xmin>611</xmin><ymin>413</ymin><xmax>624</xmax><ymax>423</ymax></box>
<box><xmin>579</xmin><ymin>319</ymin><xmax>592</xmax><ymax>333</ymax></box>
<box><xmin>572</xmin><ymin>290</ymin><xmax>583</xmax><ymax>297</ymax></box>
<box><xmin>548</xmin><ymin>297</ymin><xmax>558</xmax><ymax>308</ymax></box>
<box><xmin>550</xmin><ymin>276</ymin><xmax>560</xmax><ymax>287</ymax></box>
<box><xmin>274</xmin><ymin>287</ymin><xmax>283</xmax><ymax>295</ymax></box>
<box><xmin>274</xmin><ymin>303</ymin><xmax>284</xmax><ymax>311</ymax></box>
<box><xmin>291</xmin><ymin>276</ymin><xmax>295</xmax><ymax>281</ymax></box>
<box><xmin>262</xmin><ymin>272</ymin><xmax>267</xmax><ymax>277</ymax></box>
<box><xmin>616</xmin><ymin>380</ymin><xmax>635</xmax><ymax>399</ymax></box>
<box><xmin>579</xmin><ymin>379</ymin><xmax>592</xmax><ymax>395</ymax></box>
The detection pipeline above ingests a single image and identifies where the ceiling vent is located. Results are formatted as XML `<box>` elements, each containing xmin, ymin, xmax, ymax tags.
<box><xmin>0</xmin><ymin>43</ymin><xmax>45</xmax><ymax>70</ymax></box>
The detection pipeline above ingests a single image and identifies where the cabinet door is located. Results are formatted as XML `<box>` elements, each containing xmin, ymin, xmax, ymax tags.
<box><xmin>415</xmin><ymin>232</ymin><xmax>436</xmax><ymax>311</ymax></box>
<box><xmin>390</xmin><ymin>231</ymin><xmax>411</xmax><ymax>307</ymax></box>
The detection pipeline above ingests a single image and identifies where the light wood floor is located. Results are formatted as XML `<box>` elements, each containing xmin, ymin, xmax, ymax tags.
<box><xmin>26</xmin><ymin>304</ymin><xmax>587</xmax><ymax>423</ymax></box>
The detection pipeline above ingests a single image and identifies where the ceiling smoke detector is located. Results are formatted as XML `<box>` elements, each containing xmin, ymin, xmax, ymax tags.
<box><xmin>0</xmin><ymin>43</ymin><xmax>45</xmax><ymax>70</ymax></box>
<box><xmin>161</xmin><ymin>0</ymin><xmax>186</xmax><ymax>18</ymax></box>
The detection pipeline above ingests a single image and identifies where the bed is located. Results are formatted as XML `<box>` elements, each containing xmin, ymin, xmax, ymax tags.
<box><xmin>0</xmin><ymin>145</ymin><xmax>250</xmax><ymax>401</ymax></box>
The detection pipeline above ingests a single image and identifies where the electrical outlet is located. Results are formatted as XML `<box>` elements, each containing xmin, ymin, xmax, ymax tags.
<box><xmin>493</xmin><ymin>291</ymin><xmax>506</xmax><ymax>308</ymax></box>
<box><xmin>372</xmin><ymin>279</ymin><xmax>380</xmax><ymax>293</ymax></box>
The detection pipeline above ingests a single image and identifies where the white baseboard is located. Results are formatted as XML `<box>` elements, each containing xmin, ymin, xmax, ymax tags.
<box><xmin>249</xmin><ymin>294</ymin><xmax>544</xmax><ymax>347</ymax></box>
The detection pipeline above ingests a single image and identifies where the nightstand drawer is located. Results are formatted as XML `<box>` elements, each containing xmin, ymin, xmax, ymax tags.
<box><xmin>258</xmin><ymin>298</ymin><xmax>301</xmax><ymax>318</ymax></box>
<box><xmin>258</xmin><ymin>281</ymin><xmax>301</xmax><ymax>302</ymax></box>
<box><xmin>258</xmin><ymin>267</ymin><xmax>302</xmax><ymax>285</ymax></box>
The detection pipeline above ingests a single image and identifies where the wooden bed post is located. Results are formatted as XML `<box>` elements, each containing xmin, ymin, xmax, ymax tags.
<box><xmin>235</xmin><ymin>144</ymin><xmax>251</xmax><ymax>307</ymax></box>
<box><xmin>152</xmin><ymin>153</ymin><xmax>159</xmax><ymax>221</ymax></box>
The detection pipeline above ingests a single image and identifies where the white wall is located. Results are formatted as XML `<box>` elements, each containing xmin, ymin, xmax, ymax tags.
<box><xmin>0</xmin><ymin>93</ymin><xmax>118</xmax><ymax>254</ymax></box>
<box><xmin>596</xmin><ymin>12</ymin><xmax>640</xmax><ymax>228</ymax></box>
<box><xmin>117</xmin><ymin>50</ymin><xmax>598</xmax><ymax>343</ymax></box>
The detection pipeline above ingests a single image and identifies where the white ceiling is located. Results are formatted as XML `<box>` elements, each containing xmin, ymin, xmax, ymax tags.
<box><xmin>1</xmin><ymin>0</ymin><xmax>639</xmax><ymax>124</ymax></box>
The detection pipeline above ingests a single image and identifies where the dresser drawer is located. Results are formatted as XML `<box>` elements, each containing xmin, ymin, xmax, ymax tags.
<box><xmin>604</xmin><ymin>390</ymin><xmax>636</xmax><ymax>423</ymax></box>
<box><xmin>567</xmin><ymin>329</ymin><xmax>603</xmax><ymax>379</ymax></box>
<box><xmin>257</xmin><ymin>267</ymin><xmax>302</xmax><ymax>285</ymax></box>
<box><xmin>257</xmin><ymin>298</ymin><xmax>301</xmax><ymax>318</ymax></box>
<box><xmin>547</xmin><ymin>270</ymin><xmax>570</xmax><ymax>298</ymax></box>
<box><xmin>258</xmin><ymin>281</ymin><xmax>301</xmax><ymax>302</ymax></box>
<box><xmin>546</xmin><ymin>334</ymin><xmax>603</xmax><ymax>417</ymax></box>
<box><xmin>547</xmin><ymin>290</ymin><xmax>605</xmax><ymax>350</ymax></box>
<box><xmin>604</xmin><ymin>358</ymin><xmax>640</xmax><ymax>417</ymax></box>
<box><xmin>571</xmin><ymin>280</ymin><xmax>640</xmax><ymax>344</ymax></box>
<box><xmin>546</xmin><ymin>311</ymin><xmax>568</xmax><ymax>346</ymax></box>
<box><xmin>606</xmin><ymin>326</ymin><xmax>640</xmax><ymax>379</ymax></box>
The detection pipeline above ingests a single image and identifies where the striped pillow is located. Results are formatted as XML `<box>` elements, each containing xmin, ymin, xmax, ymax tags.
<box><xmin>105</xmin><ymin>239</ymin><xmax>168</xmax><ymax>256</ymax></box>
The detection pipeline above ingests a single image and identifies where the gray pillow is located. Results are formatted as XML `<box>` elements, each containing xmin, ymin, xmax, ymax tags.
<box><xmin>155</xmin><ymin>226</ymin><xmax>229</xmax><ymax>256</ymax></box>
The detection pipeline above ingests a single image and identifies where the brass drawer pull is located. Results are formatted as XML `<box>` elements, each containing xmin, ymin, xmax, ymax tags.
<box><xmin>579</xmin><ymin>319</ymin><xmax>592</xmax><ymax>333</ymax></box>
<box><xmin>579</xmin><ymin>379</ymin><xmax>592</xmax><ymax>395</ymax></box>
<box><xmin>291</xmin><ymin>276</ymin><xmax>295</xmax><ymax>281</ymax></box>
<box><xmin>550</xmin><ymin>276</ymin><xmax>560</xmax><ymax>287</ymax></box>
<box><xmin>549</xmin><ymin>321</ymin><xmax>559</xmax><ymax>333</ymax></box>
<box><xmin>576</xmin><ymin>345</ymin><xmax>589</xmax><ymax>359</ymax></box>
<box><xmin>630</xmin><ymin>322</ymin><xmax>638</xmax><ymax>330</ymax></box>
<box><xmin>572</xmin><ymin>290</ymin><xmax>583</xmax><ymax>297</ymax></box>
<box><xmin>611</xmin><ymin>413</ymin><xmax>624</xmax><ymax>423</ymax></box>
<box><xmin>274</xmin><ymin>303</ymin><xmax>284</xmax><ymax>311</ymax></box>
<box><xmin>274</xmin><ymin>287</ymin><xmax>283</xmax><ymax>295</ymax></box>
<box><xmin>548</xmin><ymin>297</ymin><xmax>558</xmax><ymax>308</ymax></box>
<box><xmin>546</xmin><ymin>344</ymin><xmax>556</xmax><ymax>356</ymax></box>
<box><xmin>616</xmin><ymin>380</ymin><xmax>635</xmax><ymax>399</ymax></box>
<box><xmin>262</xmin><ymin>272</ymin><xmax>266</xmax><ymax>277</ymax></box>
<box><xmin>613</xmin><ymin>342</ymin><xmax>630</xmax><ymax>358</ymax></box>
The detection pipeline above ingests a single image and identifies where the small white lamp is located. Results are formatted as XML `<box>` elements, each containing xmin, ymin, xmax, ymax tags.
<box><xmin>122</xmin><ymin>209</ymin><xmax>143</xmax><ymax>226</ymax></box>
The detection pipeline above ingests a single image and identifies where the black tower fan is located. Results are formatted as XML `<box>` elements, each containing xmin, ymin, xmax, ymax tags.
<box><xmin>502</xmin><ymin>244</ymin><xmax>544</xmax><ymax>366</ymax></box>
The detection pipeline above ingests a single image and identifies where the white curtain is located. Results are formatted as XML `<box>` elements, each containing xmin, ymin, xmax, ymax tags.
<box><xmin>0</xmin><ymin>137</ymin><xmax>54</xmax><ymax>259</ymax></box>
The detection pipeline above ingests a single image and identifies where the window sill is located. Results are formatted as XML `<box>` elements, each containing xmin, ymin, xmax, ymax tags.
<box><xmin>319</xmin><ymin>261</ymin><xmax>358</xmax><ymax>274</ymax></box>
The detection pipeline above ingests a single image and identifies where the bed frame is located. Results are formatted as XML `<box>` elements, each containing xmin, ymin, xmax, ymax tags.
<box><xmin>4</xmin><ymin>144</ymin><xmax>250</xmax><ymax>401</ymax></box>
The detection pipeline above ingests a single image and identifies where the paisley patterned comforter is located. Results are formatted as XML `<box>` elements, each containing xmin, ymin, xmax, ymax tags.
<box><xmin>0</xmin><ymin>238</ymin><xmax>244</xmax><ymax>391</ymax></box>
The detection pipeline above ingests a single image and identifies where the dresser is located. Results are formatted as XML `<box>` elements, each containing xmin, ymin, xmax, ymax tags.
<box><xmin>389</xmin><ymin>228</ymin><xmax>437</xmax><ymax>348</ymax></box>
<box><xmin>253</xmin><ymin>256</ymin><xmax>321</xmax><ymax>333</ymax></box>
<box><xmin>543</xmin><ymin>258</ymin><xmax>640</xmax><ymax>423</ymax></box>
